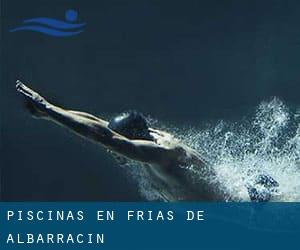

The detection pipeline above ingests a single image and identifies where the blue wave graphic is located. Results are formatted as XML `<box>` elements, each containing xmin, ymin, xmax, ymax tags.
<box><xmin>10</xmin><ymin>25</ymin><xmax>84</xmax><ymax>37</ymax></box>
<box><xmin>9</xmin><ymin>9</ymin><xmax>85</xmax><ymax>37</ymax></box>
<box><xmin>23</xmin><ymin>18</ymin><xmax>85</xmax><ymax>29</ymax></box>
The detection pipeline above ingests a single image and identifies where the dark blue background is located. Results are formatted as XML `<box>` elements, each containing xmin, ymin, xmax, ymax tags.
<box><xmin>1</xmin><ymin>0</ymin><xmax>300</xmax><ymax>200</ymax></box>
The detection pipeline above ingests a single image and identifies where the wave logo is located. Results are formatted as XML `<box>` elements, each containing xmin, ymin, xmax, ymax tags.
<box><xmin>9</xmin><ymin>9</ymin><xmax>85</xmax><ymax>37</ymax></box>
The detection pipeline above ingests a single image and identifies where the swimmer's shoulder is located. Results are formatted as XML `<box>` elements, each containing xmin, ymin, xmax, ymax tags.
<box><xmin>167</xmin><ymin>143</ymin><xmax>206</xmax><ymax>167</ymax></box>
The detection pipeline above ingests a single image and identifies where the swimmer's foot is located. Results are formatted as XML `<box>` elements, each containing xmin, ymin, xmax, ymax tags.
<box><xmin>246</xmin><ymin>174</ymin><xmax>279</xmax><ymax>202</ymax></box>
<box><xmin>16</xmin><ymin>80</ymin><xmax>49</xmax><ymax>118</ymax></box>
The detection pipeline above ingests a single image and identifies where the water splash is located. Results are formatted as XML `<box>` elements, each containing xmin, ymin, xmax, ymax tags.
<box><xmin>123</xmin><ymin>98</ymin><xmax>300</xmax><ymax>201</ymax></box>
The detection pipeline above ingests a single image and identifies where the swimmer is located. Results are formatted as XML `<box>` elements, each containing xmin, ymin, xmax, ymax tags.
<box><xmin>16</xmin><ymin>80</ymin><xmax>277</xmax><ymax>201</ymax></box>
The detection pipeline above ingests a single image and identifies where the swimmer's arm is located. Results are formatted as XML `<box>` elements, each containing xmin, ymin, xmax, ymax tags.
<box><xmin>16</xmin><ymin>81</ymin><xmax>111</xmax><ymax>142</ymax></box>
<box><xmin>110</xmin><ymin>137</ymin><xmax>176</xmax><ymax>164</ymax></box>
<box><xmin>16</xmin><ymin>80</ymin><xmax>107</xmax><ymax>122</ymax></box>
<box><xmin>16</xmin><ymin>81</ymin><xmax>173</xmax><ymax>164</ymax></box>
<box><xmin>67</xmin><ymin>110</ymin><xmax>106</xmax><ymax>123</ymax></box>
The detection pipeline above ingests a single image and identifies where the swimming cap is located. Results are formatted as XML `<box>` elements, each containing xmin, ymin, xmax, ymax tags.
<box><xmin>108</xmin><ymin>111</ymin><xmax>153</xmax><ymax>140</ymax></box>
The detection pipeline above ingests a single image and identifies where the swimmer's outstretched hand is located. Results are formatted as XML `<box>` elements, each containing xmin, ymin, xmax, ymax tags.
<box><xmin>16</xmin><ymin>80</ymin><xmax>49</xmax><ymax>118</ymax></box>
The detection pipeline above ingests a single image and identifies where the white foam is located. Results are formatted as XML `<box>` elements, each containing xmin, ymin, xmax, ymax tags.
<box><xmin>124</xmin><ymin>98</ymin><xmax>300</xmax><ymax>201</ymax></box>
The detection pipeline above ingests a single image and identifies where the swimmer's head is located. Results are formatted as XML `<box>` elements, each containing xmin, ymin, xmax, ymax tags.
<box><xmin>108</xmin><ymin>111</ymin><xmax>153</xmax><ymax>141</ymax></box>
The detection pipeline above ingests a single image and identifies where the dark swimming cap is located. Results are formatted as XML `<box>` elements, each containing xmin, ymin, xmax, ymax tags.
<box><xmin>108</xmin><ymin>111</ymin><xmax>153</xmax><ymax>140</ymax></box>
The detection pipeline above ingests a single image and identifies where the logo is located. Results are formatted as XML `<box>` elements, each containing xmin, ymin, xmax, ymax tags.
<box><xmin>9</xmin><ymin>9</ymin><xmax>85</xmax><ymax>37</ymax></box>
